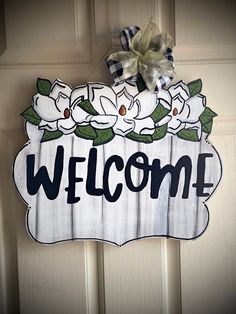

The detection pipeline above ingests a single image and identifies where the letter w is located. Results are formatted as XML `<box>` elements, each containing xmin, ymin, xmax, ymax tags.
<box><xmin>26</xmin><ymin>145</ymin><xmax>64</xmax><ymax>200</ymax></box>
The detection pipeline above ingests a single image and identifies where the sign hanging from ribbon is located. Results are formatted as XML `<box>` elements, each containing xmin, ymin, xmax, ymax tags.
<box><xmin>13</xmin><ymin>21</ymin><xmax>222</xmax><ymax>245</ymax></box>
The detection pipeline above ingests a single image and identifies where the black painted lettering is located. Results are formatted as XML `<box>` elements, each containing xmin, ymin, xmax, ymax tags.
<box><xmin>192</xmin><ymin>153</ymin><xmax>214</xmax><ymax>196</ymax></box>
<box><xmin>65</xmin><ymin>156</ymin><xmax>86</xmax><ymax>204</ymax></box>
<box><xmin>103</xmin><ymin>155</ymin><xmax>124</xmax><ymax>202</ymax></box>
<box><xmin>125</xmin><ymin>152</ymin><xmax>150</xmax><ymax>192</ymax></box>
<box><xmin>86</xmin><ymin>148</ymin><xmax>103</xmax><ymax>196</ymax></box>
<box><xmin>151</xmin><ymin>156</ymin><xmax>192</xmax><ymax>199</ymax></box>
<box><xmin>26</xmin><ymin>145</ymin><xmax>64</xmax><ymax>200</ymax></box>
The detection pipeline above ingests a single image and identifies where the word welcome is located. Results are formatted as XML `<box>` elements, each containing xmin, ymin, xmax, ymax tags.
<box><xmin>26</xmin><ymin>145</ymin><xmax>214</xmax><ymax>203</ymax></box>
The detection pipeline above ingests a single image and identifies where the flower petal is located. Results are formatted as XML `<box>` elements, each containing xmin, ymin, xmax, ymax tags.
<box><xmin>70</xmin><ymin>85</ymin><xmax>88</xmax><ymax>107</ymax></box>
<box><xmin>169</xmin><ymin>81</ymin><xmax>190</xmax><ymax>101</ymax></box>
<box><xmin>168</xmin><ymin>122</ymin><xmax>185</xmax><ymax>135</ymax></box>
<box><xmin>33</xmin><ymin>93</ymin><xmax>63</xmax><ymax>121</ymax></box>
<box><xmin>50</xmin><ymin>79</ymin><xmax>72</xmax><ymax>100</ymax></box>
<box><xmin>175</xmin><ymin>103</ymin><xmax>190</xmax><ymax>120</ymax></box>
<box><xmin>172</xmin><ymin>94</ymin><xmax>185</xmax><ymax>113</ymax></box>
<box><xmin>90</xmin><ymin>115</ymin><xmax>117</xmax><ymax>129</ymax></box>
<box><xmin>183</xmin><ymin>95</ymin><xmax>206</xmax><ymax>123</ymax></box>
<box><xmin>156</xmin><ymin>115</ymin><xmax>172</xmax><ymax>127</ymax></box>
<box><xmin>113</xmin><ymin>117</ymin><xmax>134</xmax><ymax>136</ymax></box>
<box><xmin>57</xmin><ymin>117</ymin><xmax>76</xmax><ymax>135</ymax></box>
<box><xmin>56</xmin><ymin>93</ymin><xmax>70</xmax><ymax>112</ymax></box>
<box><xmin>71</xmin><ymin>83</ymin><xmax>116</xmax><ymax>114</ymax></box>
<box><xmin>38</xmin><ymin>120</ymin><xmax>57</xmax><ymax>131</ymax></box>
<box><xmin>100</xmin><ymin>96</ymin><xmax>117</xmax><ymax>115</ymax></box>
<box><xmin>116</xmin><ymin>88</ymin><xmax>133</xmax><ymax>110</ymax></box>
<box><xmin>134</xmin><ymin>90</ymin><xmax>158</xmax><ymax>118</ymax></box>
<box><xmin>157</xmin><ymin>89</ymin><xmax>171</xmax><ymax>110</ymax></box>
<box><xmin>88</xmin><ymin>83</ymin><xmax>116</xmax><ymax>113</ymax></box>
<box><xmin>126</xmin><ymin>101</ymin><xmax>139</xmax><ymax>119</ymax></box>
<box><xmin>168</xmin><ymin>117</ymin><xmax>182</xmax><ymax>131</ymax></box>
<box><xmin>72</xmin><ymin>103</ymin><xmax>92</xmax><ymax>124</ymax></box>
<box><xmin>112</xmin><ymin>82</ymin><xmax>139</xmax><ymax>97</ymax></box>
<box><xmin>134</xmin><ymin>117</ymin><xmax>155</xmax><ymax>135</ymax></box>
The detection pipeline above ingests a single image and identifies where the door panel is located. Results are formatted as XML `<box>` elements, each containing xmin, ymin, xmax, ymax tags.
<box><xmin>175</xmin><ymin>1</ymin><xmax>236</xmax><ymax>313</ymax></box>
<box><xmin>0</xmin><ymin>0</ymin><xmax>235</xmax><ymax>313</ymax></box>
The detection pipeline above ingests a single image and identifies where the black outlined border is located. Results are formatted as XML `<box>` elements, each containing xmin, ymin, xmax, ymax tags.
<box><xmin>12</xmin><ymin>133</ymin><xmax>223</xmax><ymax>247</ymax></box>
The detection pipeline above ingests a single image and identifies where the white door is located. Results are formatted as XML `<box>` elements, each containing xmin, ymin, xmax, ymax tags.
<box><xmin>0</xmin><ymin>0</ymin><xmax>235</xmax><ymax>313</ymax></box>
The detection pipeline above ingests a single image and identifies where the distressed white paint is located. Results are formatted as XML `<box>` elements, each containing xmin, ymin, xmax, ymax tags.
<box><xmin>13</xmin><ymin>127</ymin><xmax>221</xmax><ymax>245</ymax></box>
<box><xmin>0</xmin><ymin>0</ymin><xmax>236</xmax><ymax>313</ymax></box>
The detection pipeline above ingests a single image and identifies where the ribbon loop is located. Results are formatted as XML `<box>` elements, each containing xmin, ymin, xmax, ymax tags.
<box><xmin>120</xmin><ymin>26</ymin><xmax>140</xmax><ymax>51</ymax></box>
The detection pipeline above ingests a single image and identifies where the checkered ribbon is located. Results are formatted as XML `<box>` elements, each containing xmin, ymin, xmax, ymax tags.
<box><xmin>106</xmin><ymin>25</ymin><xmax>175</xmax><ymax>93</ymax></box>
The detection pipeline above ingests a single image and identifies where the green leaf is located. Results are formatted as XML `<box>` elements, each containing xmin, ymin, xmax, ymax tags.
<box><xmin>126</xmin><ymin>131</ymin><xmax>153</xmax><ymax>143</ymax></box>
<box><xmin>37</xmin><ymin>78</ymin><xmax>52</xmax><ymax>96</ymax></box>
<box><xmin>199</xmin><ymin>107</ymin><xmax>217</xmax><ymax>125</ymax></box>
<box><xmin>177</xmin><ymin>128</ymin><xmax>200</xmax><ymax>142</ymax></box>
<box><xmin>202</xmin><ymin>120</ymin><xmax>213</xmax><ymax>134</ymax></box>
<box><xmin>21</xmin><ymin>106</ymin><xmax>42</xmax><ymax>125</ymax></box>
<box><xmin>74</xmin><ymin>125</ymin><xmax>97</xmax><ymax>140</ymax></box>
<box><xmin>79</xmin><ymin>100</ymin><xmax>99</xmax><ymax>116</ymax></box>
<box><xmin>187</xmin><ymin>79</ymin><xmax>202</xmax><ymax>97</ymax></box>
<box><xmin>152</xmin><ymin>124</ymin><xmax>167</xmax><ymax>141</ymax></box>
<box><xmin>137</xmin><ymin>76</ymin><xmax>147</xmax><ymax>93</ymax></box>
<box><xmin>150</xmin><ymin>104</ymin><xmax>170</xmax><ymax>123</ymax></box>
<box><xmin>93</xmin><ymin>128</ymin><xmax>114</xmax><ymax>146</ymax></box>
<box><xmin>41</xmin><ymin>130</ymin><xmax>63</xmax><ymax>142</ymax></box>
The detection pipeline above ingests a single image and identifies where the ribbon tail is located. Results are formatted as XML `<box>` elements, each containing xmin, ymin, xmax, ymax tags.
<box><xmin>139</xmin><ymin>52</ymin><xmax>175</xmax><ymax>92</ymax></box>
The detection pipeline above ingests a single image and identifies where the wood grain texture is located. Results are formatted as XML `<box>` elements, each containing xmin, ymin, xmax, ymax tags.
<box><xmin>14</xmin><ymin>125</ymin><xmax>220</xmax><ymax>245</ymax></box>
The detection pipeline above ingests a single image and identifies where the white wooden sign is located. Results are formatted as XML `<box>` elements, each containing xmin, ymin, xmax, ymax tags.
<box><xmin>13</xmin><ymin>78</ymin><xmax>222</xmax><ymax>245</ymax></box>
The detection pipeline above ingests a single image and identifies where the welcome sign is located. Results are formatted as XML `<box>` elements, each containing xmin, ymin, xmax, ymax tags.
<box><xmin>13</xmin><ymin>78</ymin><xmax>222</xmax><ymax>245</ymax></box>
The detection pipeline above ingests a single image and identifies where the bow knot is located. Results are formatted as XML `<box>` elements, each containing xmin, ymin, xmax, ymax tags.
<box><xmin>106</xmin><ymin>20</ymin><xmax>175</xmax><ymax>93</ymax></box>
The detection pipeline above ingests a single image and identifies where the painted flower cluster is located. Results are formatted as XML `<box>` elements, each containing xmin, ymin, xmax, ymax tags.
<box><xmin>22</xmin><ymin>78</ymin><xmax>217</xmax><ymax>145</ymax></box>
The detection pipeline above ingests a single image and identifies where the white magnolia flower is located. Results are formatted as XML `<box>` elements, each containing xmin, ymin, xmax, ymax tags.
<box><xmin>71</xmin><ymin>82</ymin><xmax>157</xmax><ymax>136</ymax></box>
<box><xmin>156</xmin><ymin>81</ymin><xmax>206</xmax><ymax>138</ymax></box>
<box><xmin>33</xmin><ymin>80</ymin><xmax>90</xmax><ymax>135</ymax></box>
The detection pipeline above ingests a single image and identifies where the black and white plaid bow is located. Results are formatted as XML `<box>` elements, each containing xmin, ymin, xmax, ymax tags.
<box><xmin>106</xmin><ymin>26</ymin><xmax>175</xmax><ymax>93</ymax></box>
